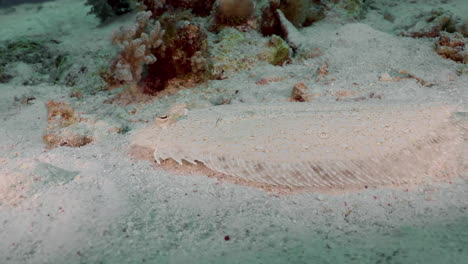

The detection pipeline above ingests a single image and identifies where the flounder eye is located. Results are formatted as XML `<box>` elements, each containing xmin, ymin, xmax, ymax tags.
<box><xmin>158</xmin><ymin>115</ymin><xmax>168</xmax><ymax>120</ymax></box>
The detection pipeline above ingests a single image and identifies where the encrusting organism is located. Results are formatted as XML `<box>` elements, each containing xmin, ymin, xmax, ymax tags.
<box><xmin>43</xmin><ymin>101</ymin><xmax>93</xmax><ymax>148</ymax></box>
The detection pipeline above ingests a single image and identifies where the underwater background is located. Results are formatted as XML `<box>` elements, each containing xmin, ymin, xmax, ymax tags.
<box><xmin>0</xmin><ymin>0</ymin><xmax>467</xmax><ymax>263</ymax></box>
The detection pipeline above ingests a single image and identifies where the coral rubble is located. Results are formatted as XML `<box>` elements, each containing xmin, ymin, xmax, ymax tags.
<box><xmin>435</xmin><ymin>33</ymin><xmax>467</xmax><ymax>64</ymax></box>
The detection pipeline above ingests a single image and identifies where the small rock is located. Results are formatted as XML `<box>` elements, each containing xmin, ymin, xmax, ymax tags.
<box><xmin>379</xmin><ymin>72</ymin><xmax>393</xmax><ymax>81</ymax></box>
<box><xmin>290</xmin><ymin>82</ymin><xmax>312</xmax><ymax>102</ymax></box>
<box><xmin>317</xmin><ymin>61</ymin><xmax>329</xmax><ymax>77</ymax></box>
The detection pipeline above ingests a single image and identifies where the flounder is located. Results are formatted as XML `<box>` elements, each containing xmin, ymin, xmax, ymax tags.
<box><xmin>148</xmin><ymin>102</ymin><xmax>463</xmax><ymax>189</ymax></box>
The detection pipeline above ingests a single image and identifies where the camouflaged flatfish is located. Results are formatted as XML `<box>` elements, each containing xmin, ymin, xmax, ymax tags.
<box><xmin>153</xmin><ymin>102</ymin><xmax>463</xmax><ymax>188</ymax></box>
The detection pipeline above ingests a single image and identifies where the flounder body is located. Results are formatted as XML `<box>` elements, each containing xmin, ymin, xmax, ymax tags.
<box><xmin>154</xmin><ymin>102</ymin><xmax>463</xmax><ymax>188</ymax></box>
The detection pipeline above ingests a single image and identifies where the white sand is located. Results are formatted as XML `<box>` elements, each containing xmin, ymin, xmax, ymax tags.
<box><xmin>0</xmin><ymin>0</ymin><xmax>467</xmax><ymax>263</ymax></box>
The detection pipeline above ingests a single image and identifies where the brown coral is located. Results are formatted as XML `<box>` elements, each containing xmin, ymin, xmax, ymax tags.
<box><xmin>109</xmin><ymin>11</ymin><xmax>165</xmax><ymax>86</ymax></box>
<box><xmin>214</xmin><ymin>0</ymin><xmax>255</xmax><ymax>27</ymax></box>
<box><xmin>143</xmin><ymin>16</ymin><xmax>212</xmax><ymax>92</ymax></box>
<box><xmin>137</xmin><ymin>0</ymin><xmax>217</xmax><ymax>17</ymax></box>
<box><xmin>168</xmin><ymin>0</ymin><xmax>216</xmax><ymax>17</ymax></box>
<box><xmin>136</xmin><ymin>0</ymin><xmax>166</xmax><ymax>18</ymax></box>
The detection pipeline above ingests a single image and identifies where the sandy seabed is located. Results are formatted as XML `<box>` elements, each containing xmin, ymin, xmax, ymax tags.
<box><xmin>0</xmin><ymin>0</ymin><xmax>467</xmax><ymax>263</ymax></box>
